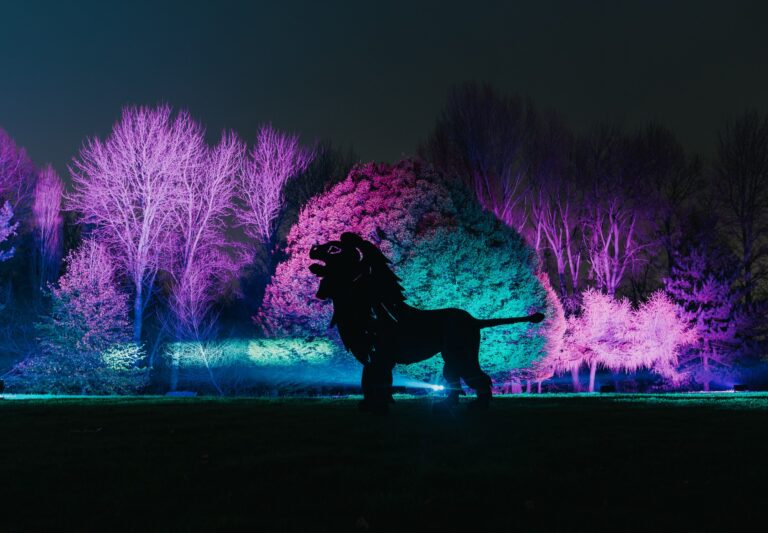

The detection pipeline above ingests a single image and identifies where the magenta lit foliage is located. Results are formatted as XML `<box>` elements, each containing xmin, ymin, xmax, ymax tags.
<box><xmin>563</xmin><ymin>289</ymin><xmax>693</xmax><ymax>390</ymax></box>
<box><xmin>236</xmin><ymin>124</ymin><xmax>314</xmax><ymax>244</ymax></box>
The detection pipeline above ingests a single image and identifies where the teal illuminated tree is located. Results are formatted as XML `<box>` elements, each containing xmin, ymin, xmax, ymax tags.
<box><xmin>259</xmin><ymin>159</ymin><xmax>551</xmax><ymax>381</ymax></box>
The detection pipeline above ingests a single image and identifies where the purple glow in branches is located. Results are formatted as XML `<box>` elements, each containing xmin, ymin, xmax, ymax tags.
<box><xmin>168</xmin><ymin>130</ymin><xmax>245</xmax><ymax>341</ymax></box>
<box><xmin>68</xmin><ymin>105</ymin><xmax>202</xmax><ymax>342</ymax></box>
<box><xmin>33</xmin><ymin>165</ymin><xmax>64</xmax><ymax>292</ymax></box>
<box><xmin>0</xmin><ymin>127</ymin><xmax>36</xmax><ymax>214</ymax></box>
<box><xmin>237</xmin><ymin>124</ymin><xmax>314</xmax><ymax>245</ymax></box>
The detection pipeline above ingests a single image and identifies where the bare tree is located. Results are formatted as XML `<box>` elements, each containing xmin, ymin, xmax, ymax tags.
<box><xmin>577</xmin><ymin>125</ymin><xmax>652</xmax><ymax>297</ymax></box>
<box><xmin>68</xmin><ymin>105</ymin><xmax>199</xmax><ymax>343</ymax></box>
<box><xmin>32</xmin><ymin>165</ymin><xmax>64</xmax><ymax>299</ymax></box>
<box><xmin>713</xmin><ymin>110</ymin><xmax>768</xmax><ymax>304</ymax></box>
<box><xmin>167</xmin><ymin>131</ymin><xmax>245</xmax><ymax>391</ymax></box>
<box><xmin>527</xmin><ymin>116</ymin><xmax>582</xmax><ymax>298</ymax></box>
<box><xmin>421</xmin><ymin>83</ymin><xmax>536</xmax><ymax>234</ymax></box>
<box><xmin>236</xmin><ymin>124</ymin><xmax>314</xmax><ymax>248</ymax></box>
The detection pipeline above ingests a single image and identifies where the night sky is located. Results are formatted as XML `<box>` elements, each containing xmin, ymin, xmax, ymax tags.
<box><xmin>1</xmin><ymin>0</ymin><xmax>766</xmax><ymax>176</ymax></box>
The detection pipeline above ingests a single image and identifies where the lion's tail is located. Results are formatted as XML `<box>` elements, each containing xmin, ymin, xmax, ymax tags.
<box><xmin>475</xmin><ymin>313</ymin><xmax>544</xmax><ymax>330</ymax></box>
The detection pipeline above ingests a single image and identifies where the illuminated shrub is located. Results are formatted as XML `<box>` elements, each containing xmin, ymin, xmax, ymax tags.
<box><xmin>244</xmin><ymin>338</ymin><xmax>340</xmax><ymax>366</ymax></box>
<box><xmin>259</xmin><ymin>159</ymin><xmax>550</xmax><ymax>381</ymax></box>
<box><xmin>8</xmin><ymin>240</ymin><xmax>147</xmax><ymax>394</ymax></box>
<box><xmin>563</xmin><ymin>289</ymin><xmax>693</xmax><ymax>390</ymax></box>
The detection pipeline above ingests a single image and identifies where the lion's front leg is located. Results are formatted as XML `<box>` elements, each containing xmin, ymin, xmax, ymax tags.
<box><xmin>359</xmin><ymin>361</ymin><xmax>394</xmax><ymax>415</ymax></box>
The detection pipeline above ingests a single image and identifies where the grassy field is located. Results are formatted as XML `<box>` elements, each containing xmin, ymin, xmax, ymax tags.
<box><xmin>1</xmin><ymin>394</ymin><xmax>767</xmax><ymax>532</ymax></box>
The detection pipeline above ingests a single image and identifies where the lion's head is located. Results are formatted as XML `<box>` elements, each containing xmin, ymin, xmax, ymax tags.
<box><xmin>309</xmin><ymin>232</ymin><xmax>405</xmax><ymax>307</ymax></box>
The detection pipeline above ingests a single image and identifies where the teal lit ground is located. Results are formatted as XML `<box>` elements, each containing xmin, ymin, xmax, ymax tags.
<box><xmin>2</xmin><ymin>394</ymin><xmax>768</xmax><ymax>531</ymax></box>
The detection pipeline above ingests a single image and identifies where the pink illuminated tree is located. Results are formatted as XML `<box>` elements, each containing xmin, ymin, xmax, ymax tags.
<box><xmin>68</xmin><ymin>105</ymin><xmax>200</xmax><ymax>343</ymax></box>
<box><xmin>629</xmin><ymin>291</ymin><xmax>693</xmax><ymax>383</ymax></box>
<box><xmin>32</xmin><ymin>165</ymin><xmax>64</xmax><ymax>297</ymax></box>
<box><xmin>236</xmin><ymin>124</ymin><xmax>314</xmax><ymax>247</ymax></box>
<box><xmin>564</xmin><ymin>289</ymin><xmax>691</xmax><ymax>391</ymax></box>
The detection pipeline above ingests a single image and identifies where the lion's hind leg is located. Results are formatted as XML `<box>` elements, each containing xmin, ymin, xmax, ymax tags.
<box><xmin>433</xmin><ymin>361</ymin><xmax>461</xmax><ymax>412</ymax></box>
<box><xmin>460</xmin><ymin>334</ymin><xmax>492</xmax><ymax>411</ymax></box>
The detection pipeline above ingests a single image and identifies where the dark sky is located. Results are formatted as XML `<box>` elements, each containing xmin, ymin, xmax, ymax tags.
<box><xmin>1</xmin><ymin>0</ymin><xmax>766</xmax><ymax>176</ymax></box>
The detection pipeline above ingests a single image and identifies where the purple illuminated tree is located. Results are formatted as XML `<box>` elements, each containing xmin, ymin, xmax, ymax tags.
<box><xmin>664</xmin><ymin>243</ymin><xmax>745</xmax><ymax>390</ymax></box>
<box><xmin>68</xmin><ymin>105</ymin><xmax>199</xmax><ymax>343</ymax></box>
<box><xmin>563</xmin><ymin>289</ymin><xmax>690</xmax><ymax>391</ymax></box>
<box><xmin>32</xmin><ymin>165</ymin><xmax>64</xmax><ymax>298</ymax></box>
<box><xmin>236</xmin><ymin>124</ymin><xmax>314</xmax><ymax>247</ymax></box>
<box><xmin>167</xmin><ymin>131</ymin><xmax>245</xmax><ymax>391</ymax></box>
<box><xmin>0</xmin><ymin>201</ymin><xmax>18</xmax><ymax>263</ymax></box>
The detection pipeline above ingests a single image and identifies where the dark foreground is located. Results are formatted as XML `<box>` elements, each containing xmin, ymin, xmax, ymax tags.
<box><xmin>1</xmin><ymin>394</ymin><xmax>767</xmax><ymax>532</ymax></box>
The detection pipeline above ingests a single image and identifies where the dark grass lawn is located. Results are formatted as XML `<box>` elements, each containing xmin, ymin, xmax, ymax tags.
<box><xmin>1</xmin><ymin>394</ymin><xmax>768</xmax><ymax>532</ymax></box>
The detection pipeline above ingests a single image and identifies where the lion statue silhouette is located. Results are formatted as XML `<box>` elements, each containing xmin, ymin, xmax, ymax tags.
<box><xmin>309</xmin><ymin>232</ymin><xmax>544</xmax><ymax>414</ymax></box>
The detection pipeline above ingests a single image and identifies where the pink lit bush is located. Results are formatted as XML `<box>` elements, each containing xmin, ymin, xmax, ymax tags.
<box><xmin>563</xmin><ymin>289</ymin><xmax>693</xmax><ymax>391</ymax></box>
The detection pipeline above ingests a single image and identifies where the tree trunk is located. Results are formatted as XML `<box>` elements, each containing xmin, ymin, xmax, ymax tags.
<box><xmin>588</xmin><ymin>361</ymin><xmax>597</xmax><ymax>392</ymax></box>
<box><xmin>703</xmin><ymin>354</ymin><xmax>710</xmax><ymax>392</ymax></box>
<box><xmin>558</xmin><ymin>270</ymin><xmax>568</xmax><ymax>300</ymax></box>
<box><xmin>571</xmin><ymin>366</ymin><xmax>581</xmax><ymax>392</ymax></box>
<box><xmin>537</xmin><ymin>380</ymin><xmax>542</xmax><ymax>394</ymax></box>
<box><xmin>170</xmin><ymin>346</ymin><xmax>180</xmax><ymax>392</ymax></box>
<box><xmin>526</xmin><ymin>380</ymin><xmax>532</xmax><ymax>394</ymax></box>
<box><xmin>133</xmin><ymin>285</ymin><xmax>143</xmax><ymax>344</ymax></box>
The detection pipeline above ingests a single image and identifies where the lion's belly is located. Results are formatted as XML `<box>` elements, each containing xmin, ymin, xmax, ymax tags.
<box><xmin>377</xmin><ymin>307</ymin><xmax>474</xmax><ymax>364</ymax></box>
